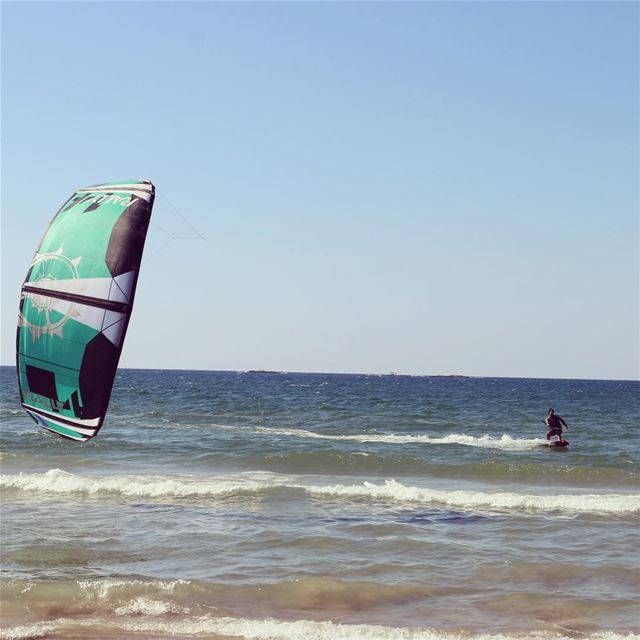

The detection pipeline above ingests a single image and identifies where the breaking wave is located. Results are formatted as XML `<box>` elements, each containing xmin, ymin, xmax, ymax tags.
<box><xmin>2</xmin><ymin>470</ymin><xmax>638</xmax><ymax>515</ymax></box>
<box><xmin>1</xmin><ymin>614</ymin><xmax>638</xmax><ymax>640</ymax></box>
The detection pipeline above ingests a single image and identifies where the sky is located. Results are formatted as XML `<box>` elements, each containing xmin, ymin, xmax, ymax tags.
<box><xmin>1</xmin><ymin>1</ymin><xmax>638</xmax><ymax>380</ymax></box>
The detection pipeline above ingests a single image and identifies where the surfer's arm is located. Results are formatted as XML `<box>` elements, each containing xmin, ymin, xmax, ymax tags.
<box><xmin>560</xmin><ymin>417</ymin><xmax>568</xmax><ymax>429</ymax></box>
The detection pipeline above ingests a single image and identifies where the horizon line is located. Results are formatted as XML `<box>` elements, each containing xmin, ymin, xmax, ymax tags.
<box><xmin>1</xmin><ymin>363</ymin><xmax>637</xmax><ymax>383</ymax></box>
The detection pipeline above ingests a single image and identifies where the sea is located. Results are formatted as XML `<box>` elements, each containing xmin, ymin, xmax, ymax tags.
<box><xmin>1</xmin><ymin>366</ymin><xmax>638</xmax><ymax>640</ymax></box>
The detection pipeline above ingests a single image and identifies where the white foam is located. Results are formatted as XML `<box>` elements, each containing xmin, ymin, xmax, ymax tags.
<box><xmin>76</xmin><ymin>577</ymin><xmax>188</xmax><ymax>599</ymax></box>
<box><xmin>169</xmin><ymin>619</ymin><xmax>640</xmax><ymax>640</ymax></box>
<box><xmin>0</xmin><ymin>616</ymin><xmax>638</xmax><ymax>640</ymax></box>
<box><xmin>115</xmin><ymin>616</ymin><xmax>508</xmax><ymax>638</ymax></box>
<box><xmin>2</xmin><ymin>470</ymin><xmax>638</xmax><ymax>515</ymax></box>
<box><xmin>0</xmin><ymin>621</ymin><xmax>56</xmax><ymax>640</ymax></box>
<box><xmin>302</xmin><ymin>479</ymin><xmax>640</xmax><ymax>514</ymax></box>
<box><xmin>114</xmin><ymin>596</ymin><xmax>186</xmax><ymax>616</ymax></box>
<box><xmin>254</xmin><ymin>427</ymin><xmax>547</xmax><ymax>451</ymax></box>
<box><xmin>0</xmin><ymin>469</ymin><xmax>268</xmax><ymax>499</ymax></box>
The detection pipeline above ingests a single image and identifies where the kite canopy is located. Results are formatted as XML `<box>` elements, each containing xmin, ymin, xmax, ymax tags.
<box><xmin>16</xmin><ymin>180</ymin><xmax>155</xmax><ymax>441</ymax></box>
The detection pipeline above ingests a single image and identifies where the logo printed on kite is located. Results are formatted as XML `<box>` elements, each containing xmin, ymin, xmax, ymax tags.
<box><xmin>19</xmin><ymin>247</ymin><xmax>83</xmax><ymax>341</ymax></box>
<box><xmin>84</xmin><ymin>194</ymin><xmax>131</xmax><ymax>208</ymax></box>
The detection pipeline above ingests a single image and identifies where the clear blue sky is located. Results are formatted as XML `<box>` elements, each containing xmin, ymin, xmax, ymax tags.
<box><xmin>2</xmin><ymin>1</ymin><xmax>638</xmax><ymax>380</ymax></box>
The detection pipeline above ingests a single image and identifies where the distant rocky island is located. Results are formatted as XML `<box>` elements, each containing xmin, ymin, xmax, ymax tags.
<box><xmin>246</xmin><ymin>369</ymin><xmax>282</xmax><ymax>374</ymax></box>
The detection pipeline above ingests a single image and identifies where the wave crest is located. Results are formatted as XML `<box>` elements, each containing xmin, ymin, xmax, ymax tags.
<box><xmin>2</xmin><ymin>470</ymin><xmax>638</xmax><ymax>515</ymax></box>
<box><xmin>1</xmin><ymin>614</ymin><xmax>639</xmax><ymax>640</ymax></box>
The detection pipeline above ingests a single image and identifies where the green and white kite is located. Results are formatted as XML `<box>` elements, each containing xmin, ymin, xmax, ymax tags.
<box><xmin>16</xmin><ymin>180</ymin><xmax>155</xmax><ymax>441</ymax></box>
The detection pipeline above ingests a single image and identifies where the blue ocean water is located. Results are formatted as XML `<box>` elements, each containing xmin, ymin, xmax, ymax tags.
<box><xmin>1</xmin><ymin>366</ymin><xmax>638</xmax><ymax>639</ymax></box>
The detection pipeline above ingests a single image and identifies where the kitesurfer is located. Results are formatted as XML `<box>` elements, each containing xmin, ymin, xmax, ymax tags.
<box><xmin>545</xmin><ymin>408</ymin><xmax>568</xmax><ymax>441</ymax></box>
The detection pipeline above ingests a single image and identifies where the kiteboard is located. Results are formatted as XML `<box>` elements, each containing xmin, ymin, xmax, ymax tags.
<box><xmin>546</xmin><ymin>439</ymin><xmax>569</xmax><ymax>448</ymax></box>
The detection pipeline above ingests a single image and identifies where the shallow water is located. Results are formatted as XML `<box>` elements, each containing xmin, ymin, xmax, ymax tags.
<box><xmin>1</xmin><ymin>367</ymin><xmax>638</xmax><ymax>639</ymax></box>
